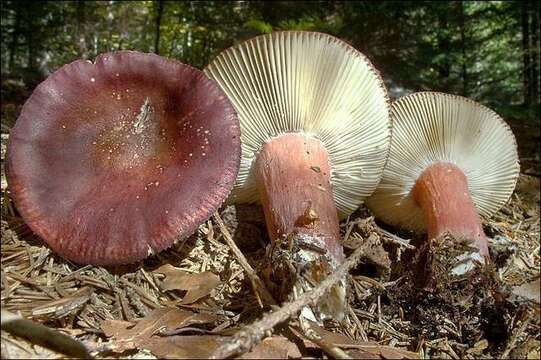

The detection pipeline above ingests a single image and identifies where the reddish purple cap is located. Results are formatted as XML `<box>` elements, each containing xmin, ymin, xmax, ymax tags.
<box><xmin>6</xmin><ymin>51</ymin><xmax>240</xmax><ymax>265</ymax></box>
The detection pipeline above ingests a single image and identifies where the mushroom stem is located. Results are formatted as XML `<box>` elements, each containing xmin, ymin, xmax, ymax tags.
<box><xmin>411</xmin><ymin>162</ymin><xmax>489</xmax><ymax>258</ymax></box>
<box><xmin>254</xmin><ymin>133</ymin><xmax>345</xmax><ymax>265</ymax></box>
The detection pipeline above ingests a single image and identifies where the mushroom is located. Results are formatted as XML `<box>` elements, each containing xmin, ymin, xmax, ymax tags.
<box><xmin>204</xmin><ymin>32</ymin><xmax>391</xmax><ymax>316</ymax></box>
<box><xmin>6</xmin><ymin>51</ymin><xmax>241</xmax><ymax>265</ymax></box>
<box><xmin>366</xmin><ymin>92</ymin><xmax>519</xmax><ymax>266</ymax></box>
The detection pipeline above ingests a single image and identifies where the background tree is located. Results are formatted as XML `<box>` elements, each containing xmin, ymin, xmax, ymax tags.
<box><xmin>1</xmin><ymin>1</ymin><xmax>539</xmax><ymax>129</ymax></box>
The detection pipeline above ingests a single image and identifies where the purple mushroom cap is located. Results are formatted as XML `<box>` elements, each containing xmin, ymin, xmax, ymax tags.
<box><xmin>6</xmin><ymin>51</ymin><xmax>241</xmax><ymax>265</ymax></box>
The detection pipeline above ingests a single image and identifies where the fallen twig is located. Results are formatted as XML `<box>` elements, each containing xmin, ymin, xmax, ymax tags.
<box><xmin>210</xmin><ymin>233</ymin><xmax>379</xmax><ymax>359</ymax></box>
<box><xmin>372</xmin><ymin>222</ymin><xmax>416</xmax><ymax>250</ymax></box>
<box><xmin>501</xmin><ymin>310</ymin><xmax>534</xmax><ymax>359</ymax></box>
<box><xmin>213</xmin><ymin>212</ymin><xmax>276</xmax><ymax>306</ymax></box>
<box><xmin>1</xmin><ymin>310</ymin><xmax>91</xmax><ymax>358</ymax></box>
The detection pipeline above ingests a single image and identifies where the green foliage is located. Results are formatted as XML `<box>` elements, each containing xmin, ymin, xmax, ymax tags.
<box><xmin>245</xmin><ymin>19</ymin><xmax>273</xmax><ymax>34</ymax></box>
<box><xmin>278</xmin><ymin>17</ymin><xmax>317</xmax><ymax>31</ymax></box>
<box><xmin>0</xmin><ymin>0</ymin><xmax>539</xmax><ymax>120</ymax></box>
<box><xmin>277</xmin><ymin>14</ymin><xmax>343</xmax><ymax>34</ymax></box>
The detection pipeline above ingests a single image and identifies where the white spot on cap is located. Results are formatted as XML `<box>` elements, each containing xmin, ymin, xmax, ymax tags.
<box><xmin>90</xmin><ymin>77</ymin><xmax>95</xmax><ymax>82</ymax></box>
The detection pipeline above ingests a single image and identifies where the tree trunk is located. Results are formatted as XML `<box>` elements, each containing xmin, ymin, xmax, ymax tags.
<box><xmin>168</xmin><ymin>8</ymin><xmax>185</xmax><ymax>57</ymax></box>
<box><xmin>437</xmin><ymin>10</ymin><xmax>451</xmax><ymax>91</ymax></box>
<box><xmin>522</xmin><ymin>1</ymin><xmax>532</xmax><ymax>106</ymax></box>
<box><xmin>25</xmin><ymin>7</ymin><xmax>36</xmax><ymax>72</ymax></box>
<box><xmin>8</xmin><ymin>2</ymin><xmax>21</xmax><ymax>73</ymax></box>
<box><xmin>76</xmin><ymin>0</ymin><xmax>87</xmax><ymax>57</ymax></box>
<box><xmin>530</xmin><ymin>0</ymin><xmax>540</xmax><ymax>104</ymax></box>
<box><xmin>154</xmin><ymin>0</ymin><xmax>164</xmax><ymax>55</ymax></box>
<box><xmin>106</xmin><ymin>1</ymin><xmax>114</xmax><ymax>52</ymax></box>
<box><xmin>261</xmin><ymin>1</ymin><xmax>278</xmax><ymax>25</ymax></box>
<box><xmin>459</xmin><ymin>1</ymin><xmax>468</xmax><ymax>97</ymax></box>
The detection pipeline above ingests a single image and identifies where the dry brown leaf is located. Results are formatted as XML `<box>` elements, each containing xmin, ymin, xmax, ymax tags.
<box><xmin>347</xmin><ymin>349</ymin><xmax>381</xmax><ymax>359</ymax></box>
<box><xmin>347</xmin><ymin>344</ymin><xmax>419</xmax><ymax>359</ymax></box>
<box><xmin>154</xmin><ymin>264</ymin><xmax>221</xmax><ymax>304</ymax></box>
<box><xmin>240</xmin><ymin>336</ymin><xmax>303</xmax><ymax>359</ymax></box>
<box><xmin>144</xmin><ymin>335</ymin><xmax>225</xmax><ymax>359</ymax></box>
<box><xmin>101</xmin><ymin>319</ymin><xmax>135</xmax><ymax>338</ymax></box>
<box><xmin>141</xmin><ymin>334</ymin><xmax>301</xmax><ymax>359</ymax></box>
<box><xmin>379</xmin><ymin>346</ymin><xmax>416</xmax><ymax>359</ymax></box>
<box><xmin>302</xmin><ymin>321</ymin><xmax>419</xmax><ymax>359</ymax></box>
<box><xmin>100</xmin><ymin>307</ymin><xmax>219</xmax><ymax>353</ymax></box>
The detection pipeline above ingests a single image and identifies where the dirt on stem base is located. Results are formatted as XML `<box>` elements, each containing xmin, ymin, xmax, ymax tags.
<box><xmin>388</xmin><ymin>234</ymin><xmax>522</xmax><ymax>357</ymax></box>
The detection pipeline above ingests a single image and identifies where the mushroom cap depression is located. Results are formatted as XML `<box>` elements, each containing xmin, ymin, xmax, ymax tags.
<box><xmin>366</xmin><ymin>92</ymin><xmax>520</xmax><ymax>232</ymax></box>
<box><xmin>6</xmin><ymin>51</ymin><xmax>241</xmax><ymax>265</ymax></box>
<box><xmin>204</xmin><ymin>31</ymin><xmax>391</xmax><ymax>218</ymax></box>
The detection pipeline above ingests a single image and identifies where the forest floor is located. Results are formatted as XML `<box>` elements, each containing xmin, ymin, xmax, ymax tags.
<box><xmin>0</xmin><ymin>81</ymin><xmax>539</xmax><ymax>359</ymax></box>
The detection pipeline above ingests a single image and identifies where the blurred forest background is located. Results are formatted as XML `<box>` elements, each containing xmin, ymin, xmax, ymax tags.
<box><xmin>1</xmin><ymin>0</ymin><xmax>540</xmax><ymax>172</ymax></box>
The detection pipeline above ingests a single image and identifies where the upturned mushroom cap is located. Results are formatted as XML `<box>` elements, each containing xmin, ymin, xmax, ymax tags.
<box><xmin>366</xmin><ymin>92</ymin><xmax>520</xmax><ymax>232</ymax></box>
<box><xmin>6</xmin><ymin>51</ymin><xmax>241</xmax><ymax>265</ymax></box>
<box><xmin>204</xmin><ymin>31</ymin><xmax>391</xmax><ymax>218</ymax></box>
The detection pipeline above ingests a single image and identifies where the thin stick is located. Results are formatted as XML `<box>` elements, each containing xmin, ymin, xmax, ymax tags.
<box><xmin>213</xmin><ymin>213</ymin><xmax>276</xmax><ymax>306</ymax></box>
<box><xmin>1</xmin><ymin>310</ymin><xmax>91</xmax><ymax>358</ymax></box>
<box><xmin>210</xmin><ymin>233</ymin><xmax>378</xmax><ymax>359</ymax></box>
<box><xmin>373</xmin><ymin>222</ymin><xmax>416</xmax><ymax>250</ymax></box>
<box><xmin>500</xmin><ymin>311</ymin><xmax>533</xmax><ymax>359</ymax></box>
<box><xmin>347</xmin><ymin>304</ymin><xmax>368</xmax><ymax>341</ymax></box>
